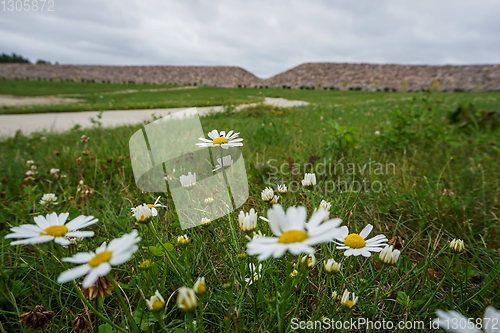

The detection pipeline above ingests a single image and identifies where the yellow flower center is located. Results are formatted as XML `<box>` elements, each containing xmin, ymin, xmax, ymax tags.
<box><xmin>147</xmin><ymin>204</ymin><xmax>154</xmax><ymax>208</ymax></box>
<box><xmin>343</xmin><ymin>300</ymin><xmax>354</xmax><ymax>309</ymax></box>
<box><xmin>307</xmin><ymin>259</ymin><xmax>313</xmax><ymax>266</ymax></box>
<box><xmin>195</xmin><ymin>285</ymin><xmax>206</xmax><ymax>294</ymax></box>
<box><xmin>151</xmin><ymin>300</ymin><xmax>164</xmax><ymax>312</ymax></box>
<box><xmin>278</xmin><ymin>230</ymin><xmax>309</xmax><ymax>244</ymax></box>
<box><xmin>88</xmin><ymin>251</ymin><xmax>113</xmax><ymax>267</ymax></box>
<box><xmin>344</xmin><ymin>234</ymin><xmax>366</xmax><ymax>249</ymax></box>
<box><xmin>212</xmin><ymin>137</ymin><xmax>228</xmax><ymax>145</ymax></box>
<box><xmin>41</xmin><ymin>225</ymin><xmax>68</xmax><ymax>237</ymax></box>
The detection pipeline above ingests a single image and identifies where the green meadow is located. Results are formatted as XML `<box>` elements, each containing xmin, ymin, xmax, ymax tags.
<box><xmin>0</xmin><ymin>81</ymin><xmax>499</xmax><ymax>332</ymax></box>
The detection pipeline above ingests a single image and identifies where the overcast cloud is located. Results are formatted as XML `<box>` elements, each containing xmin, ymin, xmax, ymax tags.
<box><xmin>1</xmin><ymin>0</ymin><xmax>499</xmax><ymax>78</ymax></box>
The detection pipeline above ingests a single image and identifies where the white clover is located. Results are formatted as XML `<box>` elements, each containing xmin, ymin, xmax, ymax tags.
<box><xmin>26</xmin><ymin>160</ymin><xmax>35</xmax><ymax>166</ymax></box>
<box><xmin>434</xmin><ymin>306</ymin><xmax>500</xmax><ymax>333</ymax></box>
<box><xmin>180</xmin><ymin>172</ymin><xmax>196</xmax><ymax>189</ymax></box>
<box><xmin>450</xmin><ymin>239</ymin><xmax>465</xmax><ymax>253</ymax></box>
<box><xmin>6</xmin><ymin>212</ymin><xmax>97</xmax><ymax>246</ymax></box>
<box><xmin>245</xmin><ymin>263</ymin><xmax>262</xmax><ymax>285</ymax></box>
<box><xmin>247</xmin><ymin>204</ymin><xmax>343</xmax><ymax>261</ymax></box>
<box><xmin>261</xmin><ymin>187</ymin><xmax>274</xmax><ymax>201</ymax></box>
<box><xmin>146</xmin><ymin>290</ymin><xmax>165</xmax><ymax>312</ymax></box>
<box><xmin>319</xmin><ymin>200</ymin><xmax>332</xmax><ymax>211</ymax></box>
<box><xmin>379</xmin><ymin>245</ymin><xmax>401</xmax><ymax>265</ymax></box>
<box><xmin>302</xmin><ymin>173</ymin><xmax>317</xmax><ymax>187</ymax></box>
<box><xmin>40</xmin><ymin>193</ymin><xmax>57</xmax><ymax>205</ymax></box>
<box><xmin>57</xmin><ymin>230</ymin><xmax>141</xmax><ymax>288</ymax></box>
<box><xmin>50</xmin><ymin>168</ymin><xmax>60</xmax><ymax>175</ymax></box>
<box><xmin>131</xmin><ymin>196</ymin><xmax>165</xmax><ymax>217</ymax></box>
<box><xmin>196</xmin><ymin>129</ymin><xmax>243</xmax><ymax>150</ymax></box>
<box><xmin>333</xmin><ymin>224</ymin><xmax>388</xmax><ymax>257</ymax></box>
<box><xmin>239</xmin><ymin>208</ymin><xmax>258</xmax><ymax>232</ymax></box>
<box><xmin>213</xmin><ymin>155</ymin><xmax>234</xmax><ymax>172</ymax></box>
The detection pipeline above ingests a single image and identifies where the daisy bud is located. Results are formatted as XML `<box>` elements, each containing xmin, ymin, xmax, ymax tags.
<box><xmin>177</xmin><ymin>235</ymin><xmax>191</xmax><ymax>247</ymax></box>
<box><xmin>277</xmin><ymin>184</ymin><xmax>287</xmax><ymax>194</ymax></box>
<box><xmin>319</xmin><ymin>200</ymin><xmax>332</xmax><ymax>212</ymax></box>
<box><xmin>146</xmin><ymin>290</ymin><xmax>165</xmax><ymax>313</ymax></box>
<box><xmin>302</xmin><ymin>173</ymin><xmax>317</xmax><ymax>187</ymax></box>
<box><xmin>203</xmin><ymin>197</ymin><xmax>214</xmax><ymax>205</ymax></box>
<box><xmin>193</xmin><ymin>277</ymin><xmax>206</xmax><ymax>295</ymax></box>
<box><xmin>324</xmin><ymin>259</ymin><xmax>341</xmax><ymax>274</ymax></box>
<box><xmin>379</xmin><ymin>245</ymin><xmax>401</xmax><ymax>265</ymax></box>
<box><xmin>201</xmin><ymin>217</ymin><xmax>211</xmax><ymax>227</ymax></box>
<box><xmin>270</xmin><ymin>195</ymin><xmax>279</xmax><ymax>204</ymax></box>
<box><xmin>300</xmin><ymin>254</ymin><xmax>316</xmax><ymax>268</ymax></box>
<box><xmin>340</xmin><ymin>290</ymin><xmax>358</xmax><ymax>310</ymax></box>
<box><xmin>450</xmin><ymin>239</ymin><xmax>465</xmax><ymax>253</ymax></box>
<box><xmin>290</xmin><ymin>269</ymin><xmax>299</xmax><ymax>279</ymax></box>
<box><xmin>239</xmin><ymin>209</ymin><xmax>258</xmax><ymax>232</ymax></box>
<box><xmin>139</xmin><ymin>260</ymin><xmax>154</xmax><ymax>271</ymax></box>
<box><xmin>331</xmin><ymin>291</ymin><xmax>339</xmax><ymax>300</ymax></box>
<box><xmin>177</xmin><ymin>287</ymin><xmax>197</xmax><ymax>313</ymax></box>
<box><xmin>133</xmin><ymin>204</ymin><xmax>153</xmax><ymax>224</ymax></box>
<box><xmin>180</xmin><ymin>172</ymin><xmax>196</xmax><ymax>190</ymax></box>
<box><xmin>238</xmin><ymin>252</ymin><xmax>247</xmax><ymax>259</ymax></box>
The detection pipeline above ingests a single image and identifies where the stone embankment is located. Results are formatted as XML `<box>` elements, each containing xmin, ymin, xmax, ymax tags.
<box><xmin>1</xmin><ymin>62</ymin><xmax>499</xmax><ymax>91</ymax></box>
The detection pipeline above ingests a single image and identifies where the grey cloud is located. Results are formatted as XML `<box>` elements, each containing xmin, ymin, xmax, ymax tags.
<box><xmin>0</xmin><ymin>0</ymin><xmax>499</xmax><ymax>78</ymax></box>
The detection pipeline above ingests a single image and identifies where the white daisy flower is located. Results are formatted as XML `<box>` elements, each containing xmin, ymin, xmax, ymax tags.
<box><xmin>270</xmin><ymin>195</ymin><xmax>279</xmax><ymax>204</ymax></box>
<box><xmin>379</xmin><ymin>245</ymin><xmax>401</xmax><ymax>265</ymax></box>
<box><xmin>177</xmin><ymin>235</ymin><xmax>191</xmax><ymax>246</ymax></box>
<box><xmin>201</xmin><ymin>217</ymin><xmax>211</xmax><ymax>226</ymax></box>
<box><xmin>434</xmin><ymin>306</ymin><xmax>500</xmax><ymax>333</ymax></box>
<box><xmin>261</xmin><ymin>187</ymin><xmax>274</xmax><ymax>201</ymax></box>
<box><xmin>245</xmin><ymin>230</ymin><xmax>266</xmax><ymax>241</ymax></box>
<box><xmin>245</xmin><ymin>263</ymin><xmax>262</xmax><ymax>285</ymax></box>
<box><xmin>203</xmin><ymin>197</ymin><xmax>214</xmax><ymax>205</ymax></box>
<box><xmin>213</xmin><ymin>155</ymin><xmax>234</xmax><ymax>172</ymax></box>
<box><xmin>57</xmin><ymin>230</ymin><xmax>141</xmax><ymax>288</ymax></box>
<box><xmin>277</xmin><ymin>184</ymin><xmax>287</xmax><ymax>193</ymax></box>
<box><xmin>196</xmin><ymin>129</ymin><xmax>243</xmax><ymax>150</ymax></box>
<box><xmin>132</xmin><ymin>204</ymin><xmax>153</xmax><ymax>223</ymax></box>
<box><xmin>302</xmin><ymin>173</ymin><xmax>317</xmax><ymax>187</ymax></box>
<box><xmin>5</xmin><ymin>212</ymin><xmax>97</xmax><ymax>246</ymax></box>
<box><xmin>131</xmin><ymin>196</ymin><xmax>165</xmax><ymax>217</ymax></box>
<box><xmin>40</xmin><ymin>193</ymin><xmax>57</xmax><ymax>205</ymax></box>
<box><xmin>146</xmin><ymin>290</ymin><xmax>165</xmax><ymax>313</ymax></box>
<box><xmin>239</xmin><ymin>208</ymin><xmax>258</xmax><ymax>232</ymax></box>
<box><xmin>340</xmin><ymin>290</ymin><xmax>358</xmax><ymax>310</ymax></box>
<box><xmin>247</xmin><ymin>204</ymin><xmax>343</xmax><ymax>261</ymax></box>
<box><xmin>177</xmin><ymin>287</ymin><xmax>198</xmax><ymax>312</ymax></box>
<box><xmin>180</xmin><ymin>172</ymin><xmax>196</xmax><ymax>189</ymax></box>
<box><xmin>333</xmin><ymin>224</ymin><xmax>388</xmax><ymax>257</ymax></box>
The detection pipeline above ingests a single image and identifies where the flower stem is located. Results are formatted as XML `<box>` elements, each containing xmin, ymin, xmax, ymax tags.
<box><xmin>358</xmin><ymin>265</ymin><xmax>386</xmax><ymax>295</ymax></box>
<box><xmin>219</xmin><ymin>146</ymin><xmax>239</xmax><ymax>252</ymax></box>
<box><xmin>70</xmin><ymin>280</ymin><xmax>127</xmax><ymax>333</ymax></box>
<box><xmin>107</xmin><ymin>274</ymin><xmax>140</xmax><ymax>333</ymax></box>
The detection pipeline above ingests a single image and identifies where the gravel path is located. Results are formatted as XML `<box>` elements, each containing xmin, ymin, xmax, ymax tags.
<box><xmin>0</xmin><ymin>97</ymin><xmax>308</xmax><ymax>138</ymax></box>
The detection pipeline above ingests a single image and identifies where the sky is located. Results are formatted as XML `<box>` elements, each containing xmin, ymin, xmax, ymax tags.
<box><xmin>1</xmin><ymin>0</ymin><xmax>499</xmax><ymax>78</ymax></box>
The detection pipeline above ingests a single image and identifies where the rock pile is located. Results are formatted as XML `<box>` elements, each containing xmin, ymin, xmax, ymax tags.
<box><xmin>1</xmin><ymin>62</ymin><xmax>499</xmax><ymax>91</ymax></box>
<box><xmin>0</xmin><ymin>64</ymin><xmax>262</xmax><ymax>87</ymax></box>
<box><xmin>264</xmin><ymin>63</ymin><xmax>500</xmax><ymax>91</ymax></box>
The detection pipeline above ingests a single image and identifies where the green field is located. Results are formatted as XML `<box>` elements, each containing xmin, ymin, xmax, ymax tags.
<box><xmin>1</xmin><ymin>82</ymin><xmax>499</xmax><ymax>332</ymax></box>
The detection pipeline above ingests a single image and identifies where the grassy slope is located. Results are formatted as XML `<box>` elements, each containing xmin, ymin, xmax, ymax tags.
<box><xmin>0</xmin><ymin>89</ymin><xmax>499</xmax><ymax>331</ymax></box>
